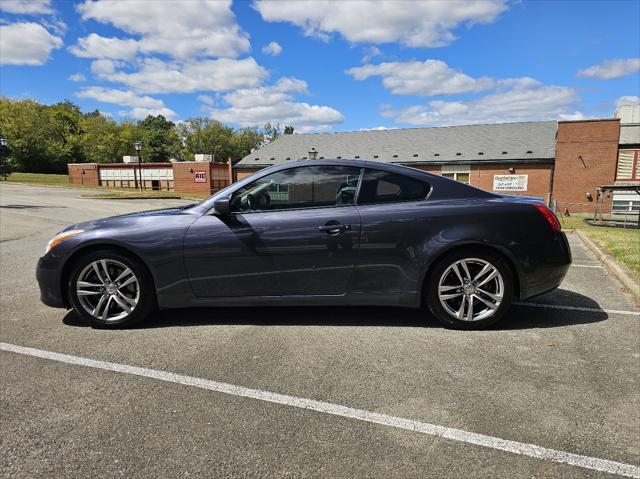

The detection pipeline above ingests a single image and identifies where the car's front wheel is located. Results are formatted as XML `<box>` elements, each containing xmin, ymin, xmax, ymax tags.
<box><xmin>67</xmin><ymin>249</ymin><xmax>155</xmax><ymax>328</ymax></box>
<box><xmin>426</xmin><ymin>249</ymin><xmax>514</xmax><ymax>330</ymax></box>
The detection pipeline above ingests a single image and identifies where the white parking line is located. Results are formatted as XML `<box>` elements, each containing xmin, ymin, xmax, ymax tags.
<box><xmin>571</xmin><ymin>264</ymin><xmax>604</xmax><ymax>269</ymax></box>
<box><xmin>1</xmin><ymin>342</ymin><xmax>638</xmax><ymax>478</ymax></box>
<box><xmin>515</xmin><ymin>302</ymin><xmax>640</xmax><ymax>316</ymax></box>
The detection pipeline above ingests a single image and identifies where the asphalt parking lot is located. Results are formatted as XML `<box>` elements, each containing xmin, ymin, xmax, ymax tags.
<box><xmin>1</xmin><ymin>183</ymin><xmax>638</xmax><ymax>478</ymax></box>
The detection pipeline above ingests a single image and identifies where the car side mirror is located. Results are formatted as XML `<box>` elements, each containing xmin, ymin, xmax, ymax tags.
<box><xmin>213</xmin><ymin>197</ymin><xmax>231</xmax><ymax>215</ymax></box>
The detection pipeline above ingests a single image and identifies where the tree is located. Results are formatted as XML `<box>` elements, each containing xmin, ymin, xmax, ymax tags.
<box><xmin>80</xmin><ymin>112</ymin><xmax>125</xmax><ymax>163</ymax></box>
<box><xmin>233</xmin><ymin>127</ymin><xmax>263</xmax><ymax>162</ymax></box>
<box><xmin>262</xmin><ymin>122</ymin><xmax>281</xmax><ymax>144</ymax></box>
<box><xmin>0</xmin><ymin>97</ymin><xmax>269</xmax><ymax>172</ymax></box>
<box><xmin>284</xmin><ymin>125</ymin><xmax>294</xmax><ymax>135</ymax></box>
<box><xmin>176</xmin><ymin>118</ymin><xmax>240</xmax><ymax>162</ymax></box>
<box><xmin>138</xmin><ymin>115</ymin><xmax>179</xmax><ymax>162</ymax></box>
<box><xmin>0</xmin><ymin>97</ymin><xmax>57</xmax><ymax>172</ymax></box>
<box><xmin>47</xmin><ymin>101</ymin><xmax>85</xmax><ymax>170</ymax></box>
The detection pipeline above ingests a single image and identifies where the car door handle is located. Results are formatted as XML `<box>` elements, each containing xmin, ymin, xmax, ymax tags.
<box><xmin>318</xmin><ymin>223</ymin><xmax>351</xmax><ymax>234</ymax></box>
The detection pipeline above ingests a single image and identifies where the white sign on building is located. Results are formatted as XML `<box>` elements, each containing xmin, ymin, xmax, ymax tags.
<box><xmin>493</xmin><ymin>174</ymin><xmax>528</xmax><ymax>191</ymax></box>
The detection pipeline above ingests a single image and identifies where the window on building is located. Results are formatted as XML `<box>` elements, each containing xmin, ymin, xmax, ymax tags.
<box><xmin>358</xmin><ymin>169</ymin><xmax>429</xmax><ymax>204</ymax></box>
<box><xmin>231</xmin><ymin>165</ymin><xmax>361</xmax><ymax>212</ymax></box>
<box><xmin>616</xmin><ymin>149</ymin><xmax>639</xmax><ymax>181</ymax></box>
<box><xmin>441</xmin><ymin>164</ymin><xmax>471</xmax><ymax>184</ymax></box>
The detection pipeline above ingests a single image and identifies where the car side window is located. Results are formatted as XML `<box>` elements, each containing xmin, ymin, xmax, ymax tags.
<box><xmin>357</xmin><ymin>169</ymin><xmax>429</xmax><ymax>204</ymax></box>
<box><xmin>230</xmin><ymin>165</ymin><xmax>362</xmax><ymax>213</ymax></box>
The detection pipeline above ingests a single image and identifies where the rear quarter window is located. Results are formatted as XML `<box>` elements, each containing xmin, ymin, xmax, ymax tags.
<box><xmin>358</xmin><ymin>169</ymin><xmax>429</xmax><ymax>204</ymax></box>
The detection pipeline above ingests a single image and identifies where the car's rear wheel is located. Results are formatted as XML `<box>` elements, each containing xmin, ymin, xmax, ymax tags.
<box><xmin>426</xmin><ymin>249</ymin><xmax>513</xmax><ymax>330</ymax></box>
<box><xmin>67</xmin><ymin>249</ymin><xmax>155</xmax><ymax>328</ymax></box>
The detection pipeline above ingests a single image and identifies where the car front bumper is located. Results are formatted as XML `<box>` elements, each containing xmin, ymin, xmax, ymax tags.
<box><xmin>36</xmin><ymin>254</ymin><xmax>68</xmax><ymax>309</ymax></box>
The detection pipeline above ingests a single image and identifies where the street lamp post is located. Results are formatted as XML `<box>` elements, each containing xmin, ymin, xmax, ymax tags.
<box><xmin>308</xmin><ymin>148</ymin><xmax>318</xmax><ymax>160</ymax></box>
<box><xmin>134</xmin><ymin>141</ymin><xmax>143</xmax><ymax>191</ymax></box>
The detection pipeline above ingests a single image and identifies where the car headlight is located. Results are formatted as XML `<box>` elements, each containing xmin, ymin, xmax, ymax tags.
<box><xmin>45</xmin><ymin>229</ymin><xmax>84</xmax><ymax>254</ymax></box>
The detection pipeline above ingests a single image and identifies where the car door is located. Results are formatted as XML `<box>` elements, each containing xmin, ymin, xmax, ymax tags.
<box><xmin>351</xmin><ymin>168</ymin><xmax>434</xmax><ymax>300</ymax></box>
<box><xmin>183</xmin><ymin>164</ymin><xmax>362</xmax><ymax>298</ymax></box>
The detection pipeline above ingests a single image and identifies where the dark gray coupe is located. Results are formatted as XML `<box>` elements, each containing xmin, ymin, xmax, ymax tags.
<box><xmin>37</xmin><ymin>160</ymin><xmax>571</xmax><ymax>329</ymax></box>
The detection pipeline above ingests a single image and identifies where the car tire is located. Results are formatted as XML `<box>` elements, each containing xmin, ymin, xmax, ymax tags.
<box><xmin>426</xmin><ymin>248</ymin><xmax>514</xmax><ymax>330</ymax></box>
<box><xmin>67</xmin><ymin>249</ymin><xmax>156</xmax><ymax>328</ymax></box>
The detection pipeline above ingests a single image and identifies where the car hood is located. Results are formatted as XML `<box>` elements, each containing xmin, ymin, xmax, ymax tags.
<box><xmin>63</xmin><ymin>205</ymin><xmax>197</xmax><ymax>232</ymax></box>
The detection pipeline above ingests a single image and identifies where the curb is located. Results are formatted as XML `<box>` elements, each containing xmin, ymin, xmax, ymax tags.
<box><xmin>574</xmin><ymin>229</ymin><xmax>640</xmax><ymax>306</ymax></box>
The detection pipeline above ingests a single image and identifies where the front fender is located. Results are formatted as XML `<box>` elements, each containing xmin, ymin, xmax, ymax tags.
<box><xmin>49</xmin><ymin>213</ymin><xmax>199</xmax><ymax>309</ymax></box>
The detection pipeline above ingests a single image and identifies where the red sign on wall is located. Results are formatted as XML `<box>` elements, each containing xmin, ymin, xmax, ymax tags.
<box><xmin>194</xmin><ymin>171</ymin><xmax>206</xmax><ymax>183</ymax></box>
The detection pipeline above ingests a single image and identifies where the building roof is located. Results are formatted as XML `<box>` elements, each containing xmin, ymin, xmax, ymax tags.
<box><xmin>237</xmin><ymin>120</ymin><xmax>558</xmax><ymax>168</ymax></box>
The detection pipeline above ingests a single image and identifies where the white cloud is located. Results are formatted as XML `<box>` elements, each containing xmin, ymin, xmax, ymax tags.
<box><xmin>361</xmin><ymin>46</ymin><xmax>382</xmax><ymax>63</ymax></box>
<box><xmin>262</xmin><ymin>41</ymin><xmax>282</xmax><ymax>56</ymax></box>
<box><xmin>206</xmin><ymin>77</ymin><xmax>343</xmax><ymax>132</ymax></box>
<box><xmin>76</xmin><ymin>0</ymin><xmax>249</xmax><ymax>59</ymax></box>
<box><xmin>91</xmin><ymin>57</ymin><xmax>268</xmax><ymax>94</ymax></box>
<box><xmin>76</xmin><ymin>86</ymin><xmax>176</xmax><ymax>120</ymax></box>
<box><xmin>557</xmin><ymin>111</ymin><xmax>586</xmax><ymax>121</ymax></box>
<box><xmin>222</xmin><ymin>77</ymin><xmax>308</xmax><ymax>108</ymax></box>
<box><xmin>68</xmin><ymin>73</ymin><xmax>86</xmax><ymax>82</ymax></box>
<box><xmin>197</xmin><ymin>95</ymin><xmax>215</xmax><ymax>106</ymax></box>
<box><xmin>577</xmin><ymin>58</ymin><xmax>640</xmax><ymax>80</ymax></box>
<box><xmin>348</xmin><ymin>59</ymin><xmax>494</xmax><ymax>96</ymax></box>
<box><xmin>359</xmin><ymin>126</ymin><xmax>397</xmax><ymax>131</ymax></box>
<box><xmin>39</xmin><ymin>17</ymin><xmax>67</xmax><ymax>36</ymax></box>
<box><xmin>0</xmin><ymin>0</ymin><xmax>53</xmax><ymax>14</ymax></box>
<box><xmin>616</xmin><ymin>96</ymin><xmax>640</xmax><ymax>107</ymax></box>
<box><xmin>254</xmin><ymin>0</ymin><xmax>507</xmax><ymax>47</ymax></box>
<box><xmin>0</xmin><ymin>22</ymin><xmax>62</xmax><ymax>65</ymax></box>
<box><xmin>69</xmin><ymin>33</ymin><xmax>139</xmax><ymax>60</ymax></box>
<box><xmin>380</xmin><ymin>79</ymin><xmax>579</xmax><ymax>126</ymax></box>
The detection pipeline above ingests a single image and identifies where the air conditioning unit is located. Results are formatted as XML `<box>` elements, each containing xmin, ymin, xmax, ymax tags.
<box><xmin>122</xmin><ymin>156</ymin><xmax>138</xmax><ymax>164</ymax></box>
<box><xmin>194</xmin><ymin>154</ymin><xmax>213</xmax><ymax>162</ymax></box>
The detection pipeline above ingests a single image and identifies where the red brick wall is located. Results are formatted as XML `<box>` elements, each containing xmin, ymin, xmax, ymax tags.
<box><xmin>553</xmin><ymin>119</ymin><xmax>620</xmax><ymax>214</ymax></box>
<box><xmin>236</xmin><ymin>167</ymin><xmax>262</xmax><ymax>181</ymax></box>
<box><xmin>471</xmin><ymin>164</ymin><xmax>553</xmax><ymax>200</ymax></box>
<box><xmin>68</xmin><ymin>163</ymin><xmax>99</xmax><ymax>186</ymax></box>
<box><xmin>172</xmin><ymin>162</ymin><xmax>230</xmax><ymax>195</ymax></box>
<box><xmin>410</xmin><ymin>163</ymin><xmax>552</xmax><ymax>200</ymax></box>
<box><xmin>410</xmin><ymin>165</ymin><xmax>441</xmax><ymax>175</ymax></box>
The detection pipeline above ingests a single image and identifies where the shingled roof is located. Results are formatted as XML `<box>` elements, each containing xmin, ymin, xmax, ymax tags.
<box><xmin>237</xmin><ymin>121</ymin><xmax>558</xmax><ymax>168</ymax></box>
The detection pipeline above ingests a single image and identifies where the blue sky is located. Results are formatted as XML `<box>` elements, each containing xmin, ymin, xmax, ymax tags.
<box><xmin>1</xmin><ymin>0</ymin><xmax>639</xmax><ymax>132</ymax></box>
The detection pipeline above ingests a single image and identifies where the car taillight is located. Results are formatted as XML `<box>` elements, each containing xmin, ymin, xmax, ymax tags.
<box><xmin>532</xmin><ymin>203</ymin><xmax>561</xmax><ymax>232</ymax></box>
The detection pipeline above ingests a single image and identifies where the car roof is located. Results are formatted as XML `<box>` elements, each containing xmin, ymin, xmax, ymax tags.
<box><xmin>259</xmin><ymin>158</ymin><xmax>436</xmax><ymax>180</ymax></box>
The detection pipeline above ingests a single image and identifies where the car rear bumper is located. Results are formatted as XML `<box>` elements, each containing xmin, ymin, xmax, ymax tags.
<box><xmin>519</xmin><ymin>231</ymin><xmax>572</xmax><ymax>300</ymax></box>
<box><xmin>36</xmin><ymin>254</ymin><xmax>67</xmax><ymax>308</ymax></box>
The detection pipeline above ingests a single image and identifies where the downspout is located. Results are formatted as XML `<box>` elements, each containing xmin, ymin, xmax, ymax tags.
<box><xmin>548</xmin><ymin>123</ymin><xmax>558</xmax><ymax>209</ymax></box>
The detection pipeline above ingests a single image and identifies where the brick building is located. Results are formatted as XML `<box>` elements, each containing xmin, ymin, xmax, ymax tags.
<box><xmin>68</xmin><ymin>159</ymin><xmax>233</xmax><ymax>196</ymax></box>
<box><xmin>68</xmin><ymin>112</ymin><xmax>640</xmax><ymax>215</ymax></box>
<box><xmin>236</xmin><ymin>116</ymin><xmax>640</xmax><ymax>215</ymax></box>
<box><xmin>553</xmin><ymin>119</ymin><xmax>620</xmax><ymax>214</ymax></box>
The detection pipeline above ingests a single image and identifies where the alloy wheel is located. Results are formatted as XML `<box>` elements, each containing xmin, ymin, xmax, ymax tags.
<box><xmin>437</xmin><ymin>258</ymin><xmax>504</xmax><ymax>322</ymax></box>
<box><xmin>75</xmin><ymin>259</ymin><xmax>140</xmax><ymax>322</ymax></box>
